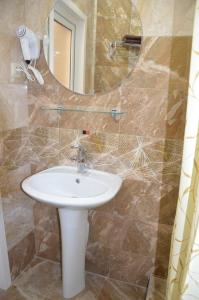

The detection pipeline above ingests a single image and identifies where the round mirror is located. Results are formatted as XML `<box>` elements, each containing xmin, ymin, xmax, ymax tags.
<box><xmin>43</xmin><ymin>0</ymin><xmax>142</xmax><ymax>95</ymax></box>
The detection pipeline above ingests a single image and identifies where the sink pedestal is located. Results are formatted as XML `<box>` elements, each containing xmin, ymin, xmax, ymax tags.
<box><xmin>22</xmin><ymin>166</ymin><xmax>122</xmax><ymax>298</ymax></box>
<box><xmin>58</xmin><ymin>208</ymin><xmax>89</xmax><ymax>299</ymax></box>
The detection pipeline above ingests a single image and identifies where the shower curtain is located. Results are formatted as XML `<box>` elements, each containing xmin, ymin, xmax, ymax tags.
<box><xmin>166</xmin><ymin>1</ymin><xmax>199</xmax><ymax>299</ymax></box>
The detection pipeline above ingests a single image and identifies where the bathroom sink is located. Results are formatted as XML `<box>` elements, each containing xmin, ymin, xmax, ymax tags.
<box><xmin>22</xmin><ymin>166</ymin><xmax>122</xmax><ymax>209</ymax></box>
<box><xmin>21</xmin><ymin>166</ymin><xmax>122</xmax><ymax>299</ymax></box>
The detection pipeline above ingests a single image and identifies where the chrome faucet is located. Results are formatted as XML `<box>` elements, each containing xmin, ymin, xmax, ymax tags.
<box><xmin>70</xmin><ymin>143</ymin><xmax>88</xmax><ymax>173</ymax></box>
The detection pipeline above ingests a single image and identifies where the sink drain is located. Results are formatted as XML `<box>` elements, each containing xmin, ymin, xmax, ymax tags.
<box><xmin>76</xmin><ymin>178</ymin><xmax>80</xmax><ymax>184</ymax></box>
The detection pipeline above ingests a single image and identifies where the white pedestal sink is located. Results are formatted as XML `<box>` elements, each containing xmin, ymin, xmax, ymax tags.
<box><xmin>22</xmin><ymin>166</ymin><xmax>122</xmax><ymax>299</ymax></box>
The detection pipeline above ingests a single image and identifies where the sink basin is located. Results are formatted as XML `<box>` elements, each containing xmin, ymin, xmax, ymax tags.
<box><xmin>21</xmin><ymin>166</ymin><xmax>122</xmax><ymax>299</ymax></box>
<box><xmin>22</xmin><ymin>166</ymin><xmax>122</xmax><ymax>209</ymax></box>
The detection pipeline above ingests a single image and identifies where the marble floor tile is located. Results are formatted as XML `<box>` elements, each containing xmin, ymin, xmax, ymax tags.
<box><xmin>0</xmin><ymin>287</ymin><xmax>27</xmax><ymax>300</ymax></box>
<box><xmin>0</xmin><ymin>291</ymin><xmax>5</xmax><ymax>297</ymax></box>
<box><xmin>0</xmin><ymin>257</ymin><xmax>147</xmax><ymax>300</ymax></box>
<box><xmin>98</xmin><ymin>279</ymin><xmax>146</xmax><ymax>300</ymax></box>
<box><xmin>146</xmin><ymin>275</ymin><xmax>166</xmax><ymax>300</ymax></box>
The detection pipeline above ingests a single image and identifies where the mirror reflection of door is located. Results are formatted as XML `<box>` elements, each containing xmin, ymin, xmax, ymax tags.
<box><xmin>54</xmin><ymin>20</ymin><xmax>72</xmax><ymax>89</ymax></box>
<box><xmin>44</xmin><ymin>0</ymin><xmax>86</xmax><ymax>93</ymax></box>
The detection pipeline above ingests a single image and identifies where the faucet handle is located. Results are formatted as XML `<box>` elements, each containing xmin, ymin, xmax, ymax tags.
<box><xmin>70</xmin><ymin>155</ymin><xmax>77</xmax><ymax>161</ymax></box>
<box><xmin>71</xmin><ymin>142</ymin><xmax>81</xmax><ymax>149</ymax></box>
<box><xmin>71</xmin><ymin>142</ymin><xmax>87</xmax><ymax>152</ymax></box>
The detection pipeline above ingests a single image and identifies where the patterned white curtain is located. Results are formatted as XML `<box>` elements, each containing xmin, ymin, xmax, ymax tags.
<box><xmin>166</xmin><ymin>2</ymin><xmax>199</xmax><ymax>299</ymax></box>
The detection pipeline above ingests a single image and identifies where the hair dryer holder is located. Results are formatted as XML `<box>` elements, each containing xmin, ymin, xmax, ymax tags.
<box><xmin>16</xmin><ymin>25</ymin><xmax>40</xmax><ymax>63</ymax></box>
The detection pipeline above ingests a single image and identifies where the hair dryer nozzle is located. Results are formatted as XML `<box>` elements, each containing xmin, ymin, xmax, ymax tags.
<box><xmin>16</xmin><ymin>25</ymin><xmax>26</xmax><ymax>38</ymax></box>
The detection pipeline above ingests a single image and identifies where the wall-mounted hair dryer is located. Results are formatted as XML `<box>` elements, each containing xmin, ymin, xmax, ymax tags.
<box><xmin>16</xmin><ymin>25</ymin><xmax>40</xmax><ymax>63</ymax></box>
<box><xmin>16</xmin><ymin>25</ymin><xmax>44</xmax><ymax>85</ymax></box>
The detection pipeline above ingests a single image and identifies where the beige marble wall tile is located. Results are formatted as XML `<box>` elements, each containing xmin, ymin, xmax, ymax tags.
<box><xmin>86</xmin><ymin>243</ymin><xmax>110</xmax><ymax>276</ymax></box>
<box><xmin>172</xmin><ymin>0</ymin><xmax>196</xmax><ymax>36</ymax></box>
<box><xmin>94</xmin><ymin>66</ymin><xmax>129</xmax><ymax>93</ymax></box>
<box><xmin>28</xmin><ymin>126</ymin><xmax>60</xmax><ymax>167</ymax></box>
<box><xmin>0</xmin><ymin>133</ymin><xmax>3</xmax><ymax>166</ymax></box>
<box><xmin>140</xmin><ymin>37</ymin><xmax>172</xmax><ymax>69</ymax></box>
<box><xmin>133</xmin><ymin>0</ymin><xmax>195</xmax><ymax>37</ymax></box>
<box><xmin>146</xmin><ymin>275</ymin><xmax>166</xmax><ymax>300</ymax></box>
<box><xmin>153</xmin><ymin>254</ymin><xmax>169</xmax><ymax>279</ymax></box>
<box><xmin>86</xmin><ymin>209</ymin><xmax>172</xmax><ymax>284</ymax></box>
<box><xmin>96</xmin><ymin>17</ymin><xmax>131</xmax><ymax>42</ymax></box>
<box><xmin>100</xmin><ymin>179</ymin><xmax>178</xmax><ymax>225</ymax></box>
<box><xmin>133</xmin><ymin>0</ymin><xmax>174</xmax><ymax>36</ymax></box>
<box><xmin>1</xmin><ymin>128</ymin><xmax>29</xmax><ymax>170</ymax></box>
<box><xmin>119</xmin><ymin>88</ymin><xmax>167</xmax><ymax>137</ymax></box>
<box><xmin>0</xmin><ymin>84</ymin><xmax>28</xmax><ymax>131</ymax></box>
<box><xmin>118</xmin><ymin>135</ymin><xmax>182</xmax><ymax>183</ymax></box>
<box><xmin>59</xmin><ymin>130</ymin><xmax>182</xmax><ymax>183</ymax></box>
<box><xmin>59</xmin><ymin>128</ymin><xmax>81</xmax><ymax>166</ymax></box>
<box><xmin>8</xmin><ymin>231</ymin><xmax>35</xmax><ymax>280</ymax></box>
<box><xmin>24</xmin><ymin>0</ymin><xmax>54</xmax><ymax>38</ymax></box>
<box><xmin>109</xmin><ymin>250</ymin><xmax>169</xmax><ymax>285</ymax></box>
<box><xmin>97</xmin><ymin>0</ymin><xmax>132</xmax><ymax>19</ymax></box>
<box><xmin>119</xmin><ymin>85</ymin><xmax>188</xmax><ymax>140</ymax></box>
<box><xmin>109</xmin><ymin>252</ymin><xmax>154</xmax><ymax>286</ymax></box>
<box><xmin>0</xmin><ymin>34</ymin><xmax>24</xmax><ymax>84</ymax></box>
<box><xmin>0</xmin><ymin>0</ymin><xmax>25</xmax><ymax>35</ymax></box>
<box><xmin>165</xmin><ymin>89</ymin><xmax>188</xmax><ymax>140</ymax></box>
<box><xmin>2</xmin><ymin>191</ymin><xmax>34</xmax><ymax>250</ymax></box>
<box><xmin>0</xmin><ymin>126</ymin><xmax>35</xmax><ymax>276</ymax></box>
<box><xmin>169</xmin><ymin>37</ymin><xmax>193</xmax><ymax>79</ymax></box>
<box><xmin>0</xmin><ymin>129</ymin><xmax>34</xmax><ymax>279</ymax></box>
<box><xmin>0</xmin><ymin>164</ymin><xmax>31</xmax><ymax>197</ymax></box>
<box><xmin>33</xmin><ymin>202</ymin><xmax>61</xmax><ymax>261</ymax></box>
<box><xmin>0</xmin><ymin>0</ymin><xmax>26</xmax><ymax>84</ymax></box>
<box><xmin>59</xmin><ymin>110</ymin><xmax>120</xmax><ymax>133</ymax></box>
<box><xmin>28</xmin><ymin>84</ymin><xmax>59</xmax><ymax>128</ymax></box>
